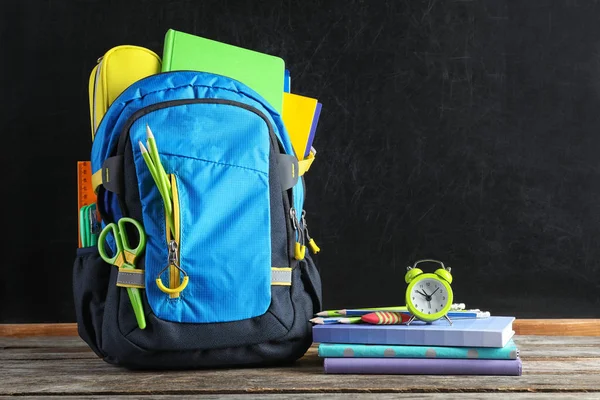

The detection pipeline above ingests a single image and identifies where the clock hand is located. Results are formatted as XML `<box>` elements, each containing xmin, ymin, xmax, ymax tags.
<box><xmin>430</xmin><ymin>288</ymin><xmax>440</xmax><ymax>296</ymax></box>
<box><xmin>421</xmin><ymin>289</ymin><xmax>433</xmax><ymax>301</ymax></box>
<box><xmin>416</xmin><ymin>290</ymin><xmax>428</xmax><ymax>298</ymax></box>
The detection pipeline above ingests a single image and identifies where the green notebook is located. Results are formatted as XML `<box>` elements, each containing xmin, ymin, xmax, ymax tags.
<box><xmin>162</xmin><ymin>29</ymin><xmax>285</xmax><ymax>114</ymax></box>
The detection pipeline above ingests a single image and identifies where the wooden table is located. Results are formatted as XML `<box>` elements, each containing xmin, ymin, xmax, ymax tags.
<box><xmin>2</xmin><ymin>335</ymin><xmax>600</xmax><ymax>398</ymax></box>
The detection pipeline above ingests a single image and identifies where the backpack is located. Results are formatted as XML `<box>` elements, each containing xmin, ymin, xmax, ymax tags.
<box><xmin>73</xmin><ymin>55</ymin><xmax>323</xmax><ymax>369</ymax></box>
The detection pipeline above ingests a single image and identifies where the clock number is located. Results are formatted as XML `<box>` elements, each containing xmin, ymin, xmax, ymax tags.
<box><xmin>426</xmin><ymin>282</ymin><xmax>430</xmax><ymax>286</ymax></box>
<box><xmin>442</xmin><ymin>296</ymin><xmax>446</xmax><ymax>300</ymax></box>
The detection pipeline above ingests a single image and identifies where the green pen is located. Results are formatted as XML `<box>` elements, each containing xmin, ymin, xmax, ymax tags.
<box><xmin>146</xmin><ymin>124</ymin><xmax>172</xmax><ymax>193</ymax></box>
<box><xmin>139</xmin><ymin>141</ymin><xmax>175</xmax><ymax>234</ymax></box>
<box><xmin>315</xmin><ymin>306</ymin><xmax>407</xmax><ymax>317</ymax></box>
<box><xmin>145</xmin><ymin>125</ymin><xmax>174</xmax><ymax>234</ymax></box>
<box><xmin>314</xmin><ymin>303</ymin><xmax>466</xmax><ymax>317</ymax></box>
<box><xmin>139</xmin><ymin>141</ymin><xmax>160</xmax><ymax>186</ymax></box>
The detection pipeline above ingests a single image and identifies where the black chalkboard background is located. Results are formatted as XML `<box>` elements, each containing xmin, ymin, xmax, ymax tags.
<box><xmin>2</xmin><ymin>0</ymin><xmax>599</xmax><ymax>322</ymax></box>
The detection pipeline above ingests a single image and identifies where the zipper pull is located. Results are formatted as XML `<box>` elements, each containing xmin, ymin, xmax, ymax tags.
<box><xmin>156</xmin><ymin>240</ymin><xmax>189</xmax><ymax>295</ymax></box>
<box><xmin>301</xmin><ymin>210</ymin><xmax>320</xmax><ymax>254</ymax></box>
<box><xmin>290</xmin><ymin>208</ymin><xmax>306</xmax><ymax>260</ymax></box>
<box><xmin>168</xmin><ymin>240</ymin><xmax>179</xmax><ymax>266</ymax></box>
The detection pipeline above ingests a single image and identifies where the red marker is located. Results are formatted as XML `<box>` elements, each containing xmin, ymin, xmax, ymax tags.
<box><xmin>361</xmin><ymin>311</ymin><xmax>410</xmax><ymax>325</ymax></box>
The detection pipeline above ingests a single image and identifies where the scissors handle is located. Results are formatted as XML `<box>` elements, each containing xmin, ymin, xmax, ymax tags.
<box><xmin>98</xmin><ymin>222</ymin><xmax>123</xmax><ymax>265</ymax></box>
<box><xmin>117</xmin><ymin>217</ymin><xmax>147</xmax><ymax>260</ymax></box>
<box><xmin>98</xmin><ymin>217</ymin><xmax>146</xmax><ymax>267</ymax></box>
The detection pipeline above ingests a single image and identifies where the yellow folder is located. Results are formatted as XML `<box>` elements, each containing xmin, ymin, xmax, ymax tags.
<box><xmin>282</xmin><ymin>92</ymin><xmax>318</xmax><ymax>159</ymax></box>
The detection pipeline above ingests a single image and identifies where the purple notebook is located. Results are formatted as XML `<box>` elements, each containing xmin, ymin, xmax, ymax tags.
<box><xmin>303</xmin><ymin>102</ymin><xmax>322</xmax><ymax>158</ymax></box>
<box><xmin>323</xmin><ymin>357</ymin><xmax>522</xmax><ymax>375</ymax></box>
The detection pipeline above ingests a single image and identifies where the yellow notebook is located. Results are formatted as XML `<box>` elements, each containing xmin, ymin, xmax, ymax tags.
<box><xmin>282</xmin><ymin>92</ymin><xmax>318</xmax><ymax>159</ymax></box>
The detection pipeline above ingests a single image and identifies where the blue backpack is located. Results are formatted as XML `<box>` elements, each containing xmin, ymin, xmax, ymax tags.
<box><xmin>73</xmin><ymin>71</ymin><xmax>322</xmax><ymax>369</ymax></box>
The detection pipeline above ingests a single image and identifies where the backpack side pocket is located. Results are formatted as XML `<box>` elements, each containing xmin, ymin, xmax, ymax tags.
<box><xmin>301</xmin><ymin>253</ymin><xmax>322</xmax><ymax>313</ymax></box>
<box><xmin>73</xmin><ymin>246</ymin><xmax>111</xmax><ymax>358</ymax></box>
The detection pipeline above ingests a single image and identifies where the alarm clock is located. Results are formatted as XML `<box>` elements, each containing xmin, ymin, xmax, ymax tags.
<box><xmin>405</xmin><ymin>259</ymin><xmax>453</xmax><ymax>325</ymax></box>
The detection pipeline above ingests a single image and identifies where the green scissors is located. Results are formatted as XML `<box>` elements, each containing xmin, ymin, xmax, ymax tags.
<box><xmin>98</xmin><ymin>217</ymin><xmax>147</xmax><ymax>330</ymax></box>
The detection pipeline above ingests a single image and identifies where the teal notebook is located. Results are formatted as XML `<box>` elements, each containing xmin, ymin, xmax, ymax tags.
<box><xmin>161</xmin><ymin>29</ymin><xmax>285</xmax><ymax>114</ymax></box>
<box><xmin>318</xmin><ymin>339</ymin><xmax>519</xmax><ymax>360</ymax></box>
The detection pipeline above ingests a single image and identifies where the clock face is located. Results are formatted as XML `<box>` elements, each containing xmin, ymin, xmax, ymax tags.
<box><xmin>407</xmin><ymin>276</ymin><xmax>452</xmax><ymax>319</ymax></box>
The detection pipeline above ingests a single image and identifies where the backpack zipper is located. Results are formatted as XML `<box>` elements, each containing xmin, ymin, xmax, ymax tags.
<box><xmin>290</xmin><ymin>207</ymin><xmax>305</xmax><ymax>260</ymax></box>
<box><xmin>92</xmin><ymin>56</ymin><xmax>103</xmax><ymax>137</ymax></box>
<box><xmin>301</xmin><ymin>210</ymin><xmax>320</xmax><ymax>254</ymax></box>
<box><xmin>166</xmin><ymin>174</ymin><xmax>182</xmax><ymax>298</ymax></box>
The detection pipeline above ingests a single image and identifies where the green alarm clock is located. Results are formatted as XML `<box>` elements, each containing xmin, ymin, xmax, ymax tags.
<box><xmin>405</xmin><ymin>259</ymin><xmax>453</xmax><ymax>325</ymax></box>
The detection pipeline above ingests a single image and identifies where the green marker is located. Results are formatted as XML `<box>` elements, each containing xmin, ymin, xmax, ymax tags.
<box><xmin>139</xmin><ymin>141</ymin><xmax>160</xmax><ymax>185</ymax></box>
<box><xmin>139</xmin><ymin>140</ymin><xmax>174</xmax><ymax>234</ymax></box>
<box><xmin>146</xmin><ymin>124</ymin><xmax>172</xmax><ymax>193</ymax></box>
<box><xmin>145</xmin><ymin>126</ymin><xmax>174</xmax><ymax>234</ymax></box>
<box><xmin>314</xmin><ymin>303</ymin><xmax>466</xmax><ymax>317</ymax></box>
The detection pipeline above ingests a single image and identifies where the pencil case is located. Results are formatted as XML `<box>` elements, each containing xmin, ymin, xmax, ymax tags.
<box><xmin>88</xmin><ymin>45</ymin><xmax>161</xmax><ymax>140</ymax></box>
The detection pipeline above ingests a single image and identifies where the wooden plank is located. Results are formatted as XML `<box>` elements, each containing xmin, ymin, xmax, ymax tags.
<box><xmin>2</xmin><ymin>336</ymin><xmax>600</xmax><ymax>395</ymax></box>
<box><xmin>0</xmin><ymin>323</ymin><xmax>78</xmax><ymax>337</ymax></box>
<box><xmin>510</xmin><ymin>335</ymin><xmax>600</xmax><ymax>345</ymax></box>
<box><xmin>3</xmin><ymin>336</ymin><xmax>600</xmax><ymax>361</ymax></box>
<box><xmin>3</xmin><ymin>363</ymin><xmax>600</xmax><ymax>394</ymax></box>
<box><xmin>514</xmin><ymin>319</ymin><xmax>600</xmax><ymax>336</ymax></box>
<box><xmin>2</xmin><ymin>395</ymin><xmax>600</xmax><ymax>400</ymax></box>
<box><xmin>1</xmin><ymin>319</ymin><xmax>599</xmax><ymax>337</ymax></box>
<box><xmin>0</xmin><ymin>336</ymin><xmax>89</xmax><ymax>348</ymax></box>
<box><xmin>2</xmin><ymin>356</ymin><xmax>600</xmax><ymax>394</ymax></box>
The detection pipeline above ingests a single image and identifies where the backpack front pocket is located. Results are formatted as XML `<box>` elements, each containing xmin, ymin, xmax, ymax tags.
<box><xmin>128</xmin><ymin>100</ymin><xmax>274</xmax><ymax>324</ymax></box>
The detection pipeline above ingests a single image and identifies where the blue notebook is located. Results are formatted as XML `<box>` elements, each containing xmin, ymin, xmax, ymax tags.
<box><xmin>312</xmin><ymin>316</ymin><xmax>515</xmax><ymax>348</ymax></box>
<box><xmin>318</xmin><ymin>339</ymin><xmax>519</xmax><ymax>359</ymax></box>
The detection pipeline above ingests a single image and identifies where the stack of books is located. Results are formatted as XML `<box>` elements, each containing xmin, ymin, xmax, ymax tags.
<box><xmin>312</xmin><ymin>315</ymin><xmax>522</xmax><ymax>375</ymax></box>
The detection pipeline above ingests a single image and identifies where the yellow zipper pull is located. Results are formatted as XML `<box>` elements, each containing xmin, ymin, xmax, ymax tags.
<box><xmin>156</xmin><ymin>240</ymin><xmax>189</xmax><ymax>295</ymax></box>
<box><xmin>290</xmin><ymin>208</ymin><xmax>306</xmax><ymax>260</ymax></box>
<box><xmin>301</xmin><ymin>210</ymin><xmax>320</xmax><ymax>254</ymax></box>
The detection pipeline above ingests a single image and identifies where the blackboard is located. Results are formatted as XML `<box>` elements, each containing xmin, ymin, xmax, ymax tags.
<box><xmin>2</xmin><ymin>0</ymin><xmax>599</xmax><ymax>322</ymax></box>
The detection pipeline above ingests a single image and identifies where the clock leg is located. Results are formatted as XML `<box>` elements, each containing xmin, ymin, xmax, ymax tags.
<box><xmin>406</xmin><ymin>315</ymin><xmax>416</xmax><ymax>325</ymax></box>
<box><xmin>444</xmin><ymin>314</ymin><xmax>453</xmax><ymax>325</ymax></box>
